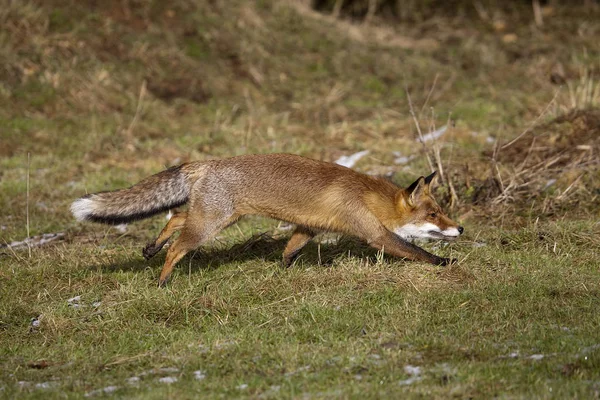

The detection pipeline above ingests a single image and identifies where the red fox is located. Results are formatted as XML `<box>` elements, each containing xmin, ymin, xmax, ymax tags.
<box><xmin>72</xmin><ymin>154</ymin><xmax>463</xmax><ymax>286</ymax></box>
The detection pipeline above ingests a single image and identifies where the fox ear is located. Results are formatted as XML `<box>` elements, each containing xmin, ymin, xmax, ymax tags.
<box><xmin>424</xmin><ymin>171</ymin><xmax>438</xmax><ymax>187</ymax></box>
<box><xmin>406</xmin><ymin>176</ymin><xmax>426</xmax><ymax>206</ymax></box>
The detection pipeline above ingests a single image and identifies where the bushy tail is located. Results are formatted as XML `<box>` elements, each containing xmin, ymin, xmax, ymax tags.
<box><xmin>71</xmin><ymin>165</ymin><xmax>189</xmax><ymax>225</ymax></box>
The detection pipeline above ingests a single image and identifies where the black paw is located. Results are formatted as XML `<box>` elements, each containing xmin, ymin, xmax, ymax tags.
<box><xmin>438</xmin><ymin>257</ymin><xmax>458</xmax><ymax>266</ymax></box>
<box><xmin>158</xmin><ymin>277</ymin><xmax>169</xmax><ymax>288</ymax></box>
<box><xmin>281</xmin><ymin>257</ymin><xmax>294</xmax><ymax>268</ymax></box>
<box><xmin>282</xmin><ymin>251</ymin><xmax>301</xmax><ymax>268</ymax></box>
<box><xmin>143</xmin><ymin>243</ymin><xmax>159</xmax><ymax>260</ymax></box>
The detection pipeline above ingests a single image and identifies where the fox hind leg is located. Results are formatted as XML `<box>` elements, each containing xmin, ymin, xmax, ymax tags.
<box><xmin>282</xmin><ymin>226</ymin><xmax>316</xmax><ymax>267</ymax></box>
<box><xmin>158</xmin><ymin>210</ymin><xmax>237</xmax><ymax>287</ymax></box>
<box><xmin>143</xmin><ymin>212</ymin><xmax>187</xmax><ymax>260</ymax></box>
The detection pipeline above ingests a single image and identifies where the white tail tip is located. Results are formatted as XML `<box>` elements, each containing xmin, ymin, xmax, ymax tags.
<box><xmin>71</xmin><ymin>198</ymin><xmax>95</xmax><ymax>221</ymax></box>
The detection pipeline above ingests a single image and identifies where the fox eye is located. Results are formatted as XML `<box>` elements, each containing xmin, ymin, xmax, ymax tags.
<box><xmin>429</xmin><ymin>212</ymin><xmax>437</xmax><ymax>218</ymax></box>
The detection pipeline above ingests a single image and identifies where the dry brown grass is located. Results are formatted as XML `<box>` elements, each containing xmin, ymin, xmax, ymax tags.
<box><xmin>474</xmin><ymin>109</ymin><xmax>600</xmax><ymax>215</ymax></box>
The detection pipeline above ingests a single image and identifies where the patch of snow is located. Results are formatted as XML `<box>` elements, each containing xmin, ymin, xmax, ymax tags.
<box><xmin>102</xmin><ymin>386</ymin><xmax>119</xmax><ymax>394</ymax></box>
<box><xmin>529</xmin><ymin>354</ymin><xmax>544</xmax><ymax>361</ymax></box>
<box><xmin>126</xmin><ymin>377</ymin><xmax>140</xmax><ymax>385</ymax></box>
<box><xmin>115</xmin><ymin>224</ymin><xmax>128</xmax><ymax>233</ymax></box>
<box><xmin>392</xmin><ymin>151</ymin><xmax>414</xmax><ymax>165</ymax></box>
<box><xmin>158</xmin><ymin>376</ymin><xmax>178</xmax><ymax>384</ymax></box>
<box><xmin>214</xmin><ymin>340</ymin><xmax>237</xmax><ymax>350</ymax></box>
<box><xmin>197</xmin><ymin>344</ymin><xmax>209</xmax><ymax>353</ymax></box>
<box><xmin>398</xmin><ymin>364</ymin><xmax>423</xmax><ymax>385</ymax></box>
<box><xmin>544</xmin><ymin>179</ymin><xmax>557</xmax><ymax>189</ymax></box>
<box><xmin>237</xmin><ymin>384</ymin><xmax>248</xmax><ymax>390</ymax></box>
<box><xmin>35</xmin><ymin>382</ymin><xmax>53</xmax><ymax>389</ymax></box>
<box><xmin>497</xmin><ymin>351</ymin><xmax>519</xmax><ymax>359</ymax></box>
<box><xmin>30</xmin><ymin>315</ymin><xmax>41</xmax><ymax>331</ymax></box>
<box><xmin>285</xmin><ymin>365</ymin><xmax>311</xmax><ymax>376</ymax></box>
<box><xmin>276</xmin><ymin>223</ymin><xmax>295</xmax><ymax>231</ymax></box>
<box><xmin>318</xmin><ymin>235</ymin><xmax>339</xmax><ymax>245</ymax></box>
<box><xmin>68</xmin><ymin>296</ymin><xmax>87</xmax><ymax>309</ymax></box>
<box><xmin>581</xmin><ymin>344</ymin><xmax>600</xmax><ymax>355</ymax></box>
<box><xmin>419</xmin><ymin>125</ymin><xmax>447</xmax><ymax>142</ymax></box>
<box><xmin>335</xmin><ymin>150</ymin><xmax>369</xmax><ymax>168</ymax></box>
<box><xmin>395</xmin><ymin>156</ymin><xmax>412</xmax><ymax>164</ymax></box>
<box><xmin>193</xmin><ymin>370</ymin><xmax>206</xmax><ymax>381</ymax></box>
<box><xmin>404</xmin><ymin>365</ymin><xmax>421</xmax><ymax>376</ymax></box>
<box><xmin>85</xmin><ymin>385</ymin><xmax>119</xmax><ymax>397</ymax></box>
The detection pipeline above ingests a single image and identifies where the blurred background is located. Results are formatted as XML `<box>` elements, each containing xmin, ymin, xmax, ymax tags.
<box><xmin>1</xmin><ymin>0</ymin><xmax>599</xmax><ymax>237</ymax></box>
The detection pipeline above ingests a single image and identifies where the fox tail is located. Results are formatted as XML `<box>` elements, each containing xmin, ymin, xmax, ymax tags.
<box><xmin>71</xmin><ymin>165</ymin><xmax>189</xmax><ymax>225</ymax></box>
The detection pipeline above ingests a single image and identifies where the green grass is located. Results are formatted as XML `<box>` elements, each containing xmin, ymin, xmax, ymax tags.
<box><xmin>2</xmin><ymin>220</ymin><xmax>600</xmax><ymax>398</ymax></box>
<box><xmin>1</xmin><ymin>0</ymin><xmax>600</xmax><ymax>398</ymax></box>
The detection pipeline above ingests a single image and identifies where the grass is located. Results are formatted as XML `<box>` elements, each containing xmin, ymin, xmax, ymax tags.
<box><xmin>2</xmin><ymin>220</ymin><xmax>600</xmax><ymax>398</ymax></box>
<box><xmin>1</xmin><ymin>0</ymin><xmax>600</xmax><ymax>398</ymax></box>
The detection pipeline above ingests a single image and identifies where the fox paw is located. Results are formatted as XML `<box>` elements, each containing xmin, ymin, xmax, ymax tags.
<box><xmin>282</xmin><ymin>251</ymin><xmax>302</xmax><ymax>268</ymax></box>
<box><xmin>143</xmin><ymin>243</ymin><xmax>160</xmax><ymax>260</ymax></box>
<box><xmin>281</xmin><ymin>257</ymin><xmax>294</xmax><ymax>268</ymax></box>
<box><xmin>158</xmin><ymin>277</ymin><xmax>169</xmax><ymax>288</ymax></box>
<box><xmin>439</xmin><ymin>257</ymin><xmax>458</xmax><ymax>266</ymax></box>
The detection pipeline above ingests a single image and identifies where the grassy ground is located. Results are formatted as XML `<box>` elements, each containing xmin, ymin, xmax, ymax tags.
<box><xmin>1</xmin><ymin>0</ymin><xmax>600</xmax><ymax>398</ymax></box>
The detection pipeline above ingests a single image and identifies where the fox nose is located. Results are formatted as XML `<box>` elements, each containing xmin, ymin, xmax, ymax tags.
<box><xmin>458</xmin><ymin>226</ymin><xmax>464</xmax><ymax>234</ymax></box>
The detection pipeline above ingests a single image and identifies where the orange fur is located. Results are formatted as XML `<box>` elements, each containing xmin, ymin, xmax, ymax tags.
<box><xmin>72</xmin><ymin>154</ymin><xmax>464</xmax><ymax>286</ymax></box>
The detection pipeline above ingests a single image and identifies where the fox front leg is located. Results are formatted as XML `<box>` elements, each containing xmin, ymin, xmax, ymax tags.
<box><xmin>369</xmin><ymin>230</ymin><xmax>456</xmax><ymax>266</ymax></box>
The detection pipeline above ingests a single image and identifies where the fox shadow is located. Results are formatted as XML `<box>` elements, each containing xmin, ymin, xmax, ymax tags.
<box><xmin>92</xmin><ymin>233</ymin><xmax>389</xmax><ymax>276</ymax></box>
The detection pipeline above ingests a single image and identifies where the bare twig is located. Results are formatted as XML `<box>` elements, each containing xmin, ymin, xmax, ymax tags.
<box><xmin>556</xmin><ymin>174</ymin><xmax>584</xmax><ymax>201</ymax></box>
<box><xmin>516</xmin><ymin>136</ymin><xmax>537</xmax><ymax>173</ymax></box>
<box><xmin>532</xmin><ymin>0</ymin><xmax>543</xmax><ymax>27</ymax></box>
<box><xmin>419</xmin><ymin>73</ymin><xmax>439</xmax><ymax>117</ymax></box>
<box><xmin>364</xmin><ymin>0</ymin><xmax>377</xmax><ymax>24</ymax></box>
<box><xmin>491</xmin><ymin>134</ymin><xmax>504</xmax><ymax>192</ymax></box>
<box><xmin>1</xmin><ymin>232</ymin><xmax>65</xmax><ymax>250</ymax></box>
<box><xmin>26</xmin><ymin>152</ymin><xmax>31</xmax><ymax>258</ymax></box>
<box><xmin>104</xmin><ymin>352</ymin><xmax>152</xmax><ymax>368</ymax></box>
<box><xmin>473</xmin><ymin>1</ymin><xmax>490</xmax><ymax>22</ymax></box>
<box><xmin>407</xmin><ymin>92</ymin><xmax>458</xmax><ymax>208</ymax></box>
<box><xmin>443</xmin><ymin>113</ymin><xmax>459</xmax><ymax>207</ymax></box>
<box><xmin>406</xmin><ymin>89</ymin><xmax>434</xmax><ymax>172</ymax></box>
<box><xmin>125</xmin><ymin>79</ymin><xmax>147</xmax><ymax>138</ymax></box>
<box><xmin>332</xmin><ymin>0</ymin><xmax>344</xmax><ymax>18</ymax></box>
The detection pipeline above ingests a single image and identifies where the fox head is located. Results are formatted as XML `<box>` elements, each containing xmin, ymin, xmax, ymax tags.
<box><xmin>393</xmin><ymin>171</ymin><xmax>464</xmax><ymax>240</ymax></box>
